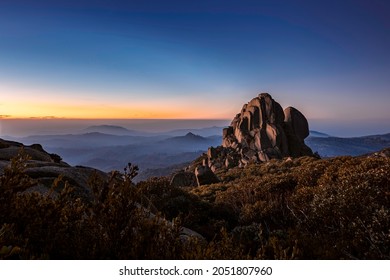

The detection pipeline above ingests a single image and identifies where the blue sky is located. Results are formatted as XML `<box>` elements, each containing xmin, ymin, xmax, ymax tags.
<box><xmin>0</xmin><ymin>0</ymin><xmax>389</xmax><ymax>135</ymax></box>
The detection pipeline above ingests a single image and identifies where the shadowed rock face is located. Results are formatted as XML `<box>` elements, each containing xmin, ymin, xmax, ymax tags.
<box><xmin>170</xmin><ymin>171</ymin><xmax>197</xmax><ymax>188</ymax></box>
<box><xmin>211</xmin><ymin>93</ymin><xmax>314</xmax><ymax>170</ymax></box>
<box><xmin>194</xmin><ymin>165</ymin><xmax>220</xmax><ymax>186</ymax></box>
<box><xmin>0</xmin><ymin>138</ymin><xmax>109</xmax><ymax>200</ymax></box>
<box><xmin>283</xmin><ymin>106</ymin><xmax>312</xmax><ymax>157</ymax></box>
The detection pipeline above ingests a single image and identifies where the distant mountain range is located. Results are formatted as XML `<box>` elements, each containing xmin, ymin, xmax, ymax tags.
<box><xmin>5</xmin><ymin>128</ymin><xmax>221</xmax><ymax>181</ymax></box>
<box><xmin>80</xmin><ymin>124</ymin><xmax>224</xmax><ymax>137</ymax></box>
<box><xmin>307</xmin><ymin>133</ymin><xmax>390</xmax><ymax>157</ymax></box>
<box><xmin>4</xmin><ymin>124</ymin><xmax>390</xmax><ymax>181</ymax></box>
<box><xmin>8</xmin><ymin>132</ymin><xmax>163</xmax><ymax>149</ymax></box>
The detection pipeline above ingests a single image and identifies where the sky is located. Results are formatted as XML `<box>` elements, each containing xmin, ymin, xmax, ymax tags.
<box><xmin>0</xmin><ymin>0</ymin><xmax>389</xmax><ymax>136</ymax></box>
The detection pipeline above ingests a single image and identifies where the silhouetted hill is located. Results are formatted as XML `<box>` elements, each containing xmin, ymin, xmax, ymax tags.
<box><xmin>81</xmin><ymin>125</ymin><xmax>150</xmax><ymax>136</ymax></box>
<box><xmin>161</xmin><ymin>132</ymin><xmax>209</xmax><ymax>144</ymax></box>
<box><xmin>165</xmin><ymin>126</ymin><xmax>224</xmax><ymax>137</ymax></box>
<box><xmin>309</xmin><ymin>130</ymin><xmax>330</xmax><ymax>137</ymax></box>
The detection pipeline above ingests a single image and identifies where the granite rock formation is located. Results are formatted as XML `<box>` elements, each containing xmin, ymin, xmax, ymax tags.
<box><xmin>202</xmin><ymin>93</ymin><xmax>314</xmax><ymax>174</ymax></box>
<box><xmin>0</xmin><ymin>138</ymin><xmax>108</xmax><ymax>200</ymax></box>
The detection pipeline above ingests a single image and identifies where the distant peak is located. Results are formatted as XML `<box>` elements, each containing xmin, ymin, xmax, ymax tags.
<box><xmin>185</xmin><ymin>132</ymin><xmax>196</xmax><ymax>137</ymax></box>
<box><xmin>86</xmin><ymin>125</ymin><xmax>128</xmax><ymax>130</ymax></box>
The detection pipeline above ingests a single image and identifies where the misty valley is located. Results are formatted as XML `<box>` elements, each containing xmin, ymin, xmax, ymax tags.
<box><xmin>4</xmin><ymin>124</ymin><xmax>390</xmax><ymax>183</ymax></box>
<box><xmin>4</xmin><ymin>125</ymin><xmax>223</xmax><ymax>182</ymax></box>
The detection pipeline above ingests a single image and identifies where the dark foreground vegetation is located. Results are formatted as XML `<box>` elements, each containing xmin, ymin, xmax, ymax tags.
<box><xmin>1</xmin><ymin>150</ymin><xmax>389</xmax><ymax>259</ymax></box>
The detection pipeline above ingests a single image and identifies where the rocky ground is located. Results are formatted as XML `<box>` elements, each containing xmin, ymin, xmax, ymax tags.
<box><xmin>0</xmin><ymin>138</ymin><xmax>109</xmax><ymax>201</ymax></box>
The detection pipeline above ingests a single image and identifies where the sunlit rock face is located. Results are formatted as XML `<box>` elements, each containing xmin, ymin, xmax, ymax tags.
<box><xmin>210</xmin><ymin>93</ymin><xmax>313</xmax><ymax>170</ymax></box>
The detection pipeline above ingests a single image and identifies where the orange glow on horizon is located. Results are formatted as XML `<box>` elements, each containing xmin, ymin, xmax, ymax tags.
<box><xmin>1</xmin><ymin>85</ymin><xmax>332</xmax><ymax>121</ymax></box>
<box><xmin>1</xmin><ymin>99</ymin><xmax>230</xmax><ymax>120</ymax></box>
<box><xmin>2</xmin><ymin>103</ymin><xmax>186</xmax><ymax>119</ymax></box>
<box><xmin>0</xmin><ymin>84</ymin><xmax>234</xmax><ymax>120</ymax></box>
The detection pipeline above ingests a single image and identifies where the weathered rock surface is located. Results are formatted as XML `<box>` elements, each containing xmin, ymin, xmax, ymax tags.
<box><xmin>204</xmin><ymin>93</ymin><xmax>314</xmax><ymax>173</ymax></box>
<box><xmin>170</xmin><ymin>171</ymin><xmax>197</xmax><ymax>187</ymax></box>
<box><xmin>0</xmin><ymin>139</ymin><xmax>59</xmax><ymax>162</ymax></box>
<box><xmin>0</xmin><ymin>138</ymin><xmax>108</xmax><ymax>200</ymax></box>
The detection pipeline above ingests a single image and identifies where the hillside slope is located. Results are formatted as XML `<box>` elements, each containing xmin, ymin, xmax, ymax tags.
<box><xmin>1</xmin><ymin>136</ymin><xmax>389</xmax><ymax>259</ymax></box>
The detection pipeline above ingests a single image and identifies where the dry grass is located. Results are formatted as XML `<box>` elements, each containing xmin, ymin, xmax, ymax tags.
<box><xmin>1</xmin><ymin>150</ymin><xmax>389</xmax><ymax>259</ymax></box>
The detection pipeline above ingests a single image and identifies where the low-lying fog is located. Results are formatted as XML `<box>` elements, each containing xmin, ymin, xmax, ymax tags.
<box><xmin>1</xmin><ymin>119</ymin><xmax>389</xmax><ymax>182</ymax></box>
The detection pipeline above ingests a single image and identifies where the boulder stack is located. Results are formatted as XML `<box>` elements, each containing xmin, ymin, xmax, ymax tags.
<box><xmin>170</xmin><ymin>93</ymin><xmax>314</xmax><ymax>186</ymax></box>
<box><xmin>203</xmin><ymin>93</ymin><xmax>314</xmax><ymax>174</ymax></box>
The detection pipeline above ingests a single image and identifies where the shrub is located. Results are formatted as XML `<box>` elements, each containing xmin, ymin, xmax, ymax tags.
<box><xmin>1</xmin><ymin>150</ymin><xmax>389</xmax><ymax>259</ymax></box>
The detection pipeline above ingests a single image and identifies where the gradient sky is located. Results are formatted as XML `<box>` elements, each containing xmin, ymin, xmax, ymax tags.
<box><xmin>0</xmin><ymin>0</ymin><xmax>389</xmax><ymax>134</ymax></box>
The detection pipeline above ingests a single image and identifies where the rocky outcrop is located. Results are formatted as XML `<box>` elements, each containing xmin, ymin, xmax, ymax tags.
<box><xmin>0</xmin><ymin>138</ymin><xmax>108</xmax><ymax>200</ymax></box>
<box><xmin>0</xmin><ymin>139</ymin><xmax>61</xmax><ymax>163</ymax></box>
<box><xmin>202</xmin><ymin>93</ymin><xmax>314</xmax><ymax>174</ymax></box>
<box><xmin>367</xmin><ymin>147</ymin><xmax>390</xmax><ymax>158</ymax></box>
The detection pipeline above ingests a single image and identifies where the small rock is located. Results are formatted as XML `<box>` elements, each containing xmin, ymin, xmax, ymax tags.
<box><xmin>195</xmin><ymin>165</ymin><xmax>220</xmax><ymax>186</ymax></box>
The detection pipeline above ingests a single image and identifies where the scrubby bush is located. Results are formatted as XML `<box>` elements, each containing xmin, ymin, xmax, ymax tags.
<box><xmin>188</xmin><ymin>155</ymin><xmax>390</xmax><ymax>259</ymax></box>
<box><xmin>1</xmin><ymin>150</ymin><xmax>389</xmax><ymax>259</ymax></box>
<box><xmin>0</xmin><ymin>151</ymin><xmax>188</xmax><ymax>259</ymax></box>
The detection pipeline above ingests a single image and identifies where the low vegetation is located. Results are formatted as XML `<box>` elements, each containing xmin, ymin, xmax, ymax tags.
<box><xmin>1</xmin><ymin>150</ymin><xmax>389</xmax><ymax>259</ymax></box>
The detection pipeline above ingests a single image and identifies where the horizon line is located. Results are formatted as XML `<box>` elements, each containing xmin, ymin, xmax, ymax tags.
<box><xmin>0</xmin><ymin>117</ymin><xmax>231</xmax><ymax>121</ymax></box>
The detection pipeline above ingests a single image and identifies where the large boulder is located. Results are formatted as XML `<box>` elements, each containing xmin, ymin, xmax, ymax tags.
<box><xmin>195</xmin><ymin>165</ymin><xmax>219</xmax><ymax>186</ymax></box>
<box><xmin>283</xmin><ymin>106</ymin><xmax>313</xmax><ymax>157</ymax></box>
<box><xmin>216</xmin><ymin>93</ymin><xmax>313</xmax><ymax>170</ymax></box>
<box><xmin>284</xmin><ymin>106</ymin><xmax>309</xmax><ymax>141</ymax></box>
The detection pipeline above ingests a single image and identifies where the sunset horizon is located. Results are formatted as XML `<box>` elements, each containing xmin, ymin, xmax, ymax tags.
<box><xmin>1</xmin><ymin>0</ymin><xmax>389</xmax><ymax>129</ymax></box>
